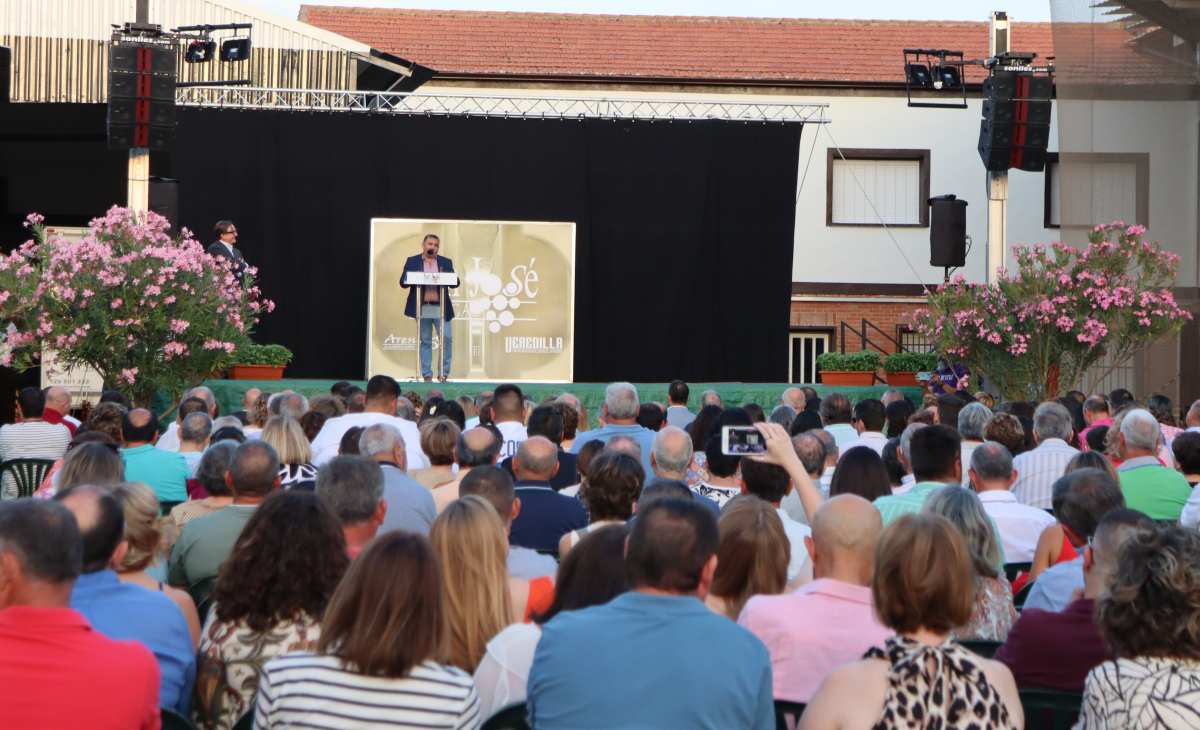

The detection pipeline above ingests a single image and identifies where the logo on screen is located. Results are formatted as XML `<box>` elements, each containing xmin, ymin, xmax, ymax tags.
<box><xmin>458</xmin><ymin>257</ymin><xmax>542</xmax><ymax>334</ymax></box>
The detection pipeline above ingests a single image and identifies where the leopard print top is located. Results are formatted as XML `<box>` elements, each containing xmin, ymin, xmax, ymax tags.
<box><xmin>865</xmin><ymin>636</ymin><xmax>1018</xmax><ymax>730</ymax></box>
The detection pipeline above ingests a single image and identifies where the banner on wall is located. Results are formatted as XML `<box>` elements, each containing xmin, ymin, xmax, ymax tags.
<box><xmin>367</xmin><ymin>219</ymin><xmax>576</xmax><ymax>383</ymax></box>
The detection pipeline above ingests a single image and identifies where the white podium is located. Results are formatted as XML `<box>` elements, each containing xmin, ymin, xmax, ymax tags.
<box><xmin>402</xmin><ymin>271</ymin><xmax>459</xmax><ymax>381</ymax></box>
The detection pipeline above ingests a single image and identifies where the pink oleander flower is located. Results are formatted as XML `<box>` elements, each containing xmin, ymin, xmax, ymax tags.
<box><xmin>120</xmin><ymin>368</ymin><xmax>138</xmax><ymax>384</ymax></box>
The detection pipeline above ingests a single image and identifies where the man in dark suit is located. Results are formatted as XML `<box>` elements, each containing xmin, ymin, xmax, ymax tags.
<box><xmin>206</xmin><ymin>220</ymin><xmax>248</xmax><ymax>280</ymax></box>
<box><xmin>400</xmin><ymin>234</ymin><xmax>458</xmax><ymax>382</ymax></box>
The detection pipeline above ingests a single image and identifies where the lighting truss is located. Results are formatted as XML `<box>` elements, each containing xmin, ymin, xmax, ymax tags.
<box><xmin>175</xmin><ymin>87</ymin><xmax>830</xmax><ymax>124</ymax></box>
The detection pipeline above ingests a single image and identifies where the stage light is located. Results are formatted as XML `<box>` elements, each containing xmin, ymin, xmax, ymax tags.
<box><xmin>185</xmin><ymin>39</ymin><xmax>215</xmax><ymax>63</ymax></box>
<box><xmin>220</xmin><ymin>37</ymin><xmax>251</xmax><ymax>62</ymax></box>
<box><xmin>906</xmin><ymin>63</ymin><xmax>933</xmax><ymax>89</ymax></box>
<box><xmin>933</xmin><ymin>64</ymin><xmax>961</xmax><ymax>90</ymax></box>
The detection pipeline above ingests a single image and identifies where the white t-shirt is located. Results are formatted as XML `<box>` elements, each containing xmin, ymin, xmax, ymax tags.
<box><xmin>777</xmin><ymin>507</ymin><xmax>814</xmax><ymax>585</ymax></box>
<box><xmin>495</xmin><ymin>420</ymin><xmax>528</xmax><ymax>462</ymax></box>
<box><xmin>474</xmin><ymin>622</ymin><xmax>542</xmax><ymax>721</ymax></box>
<box><xmin>155</xmin><ymin>421</ymin><xmax>181</xmax><ymax>452</ymax></box>
<box><xmin>310</xmin><ymin>412</ymin><xmax>428</xmax><ymax>470</ymax></box>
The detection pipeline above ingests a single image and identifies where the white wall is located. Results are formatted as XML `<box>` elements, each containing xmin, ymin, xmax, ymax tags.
<box><xmin>792</xmin><ymin>94</ymin><xmax>1056</xmax><ymax>286</ymax></box>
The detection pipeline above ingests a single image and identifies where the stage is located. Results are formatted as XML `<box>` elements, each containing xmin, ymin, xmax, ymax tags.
<box><xmin>203</xmin><ymin>379</ymin><xmax>921</xmax><ymax>427</ymax></box>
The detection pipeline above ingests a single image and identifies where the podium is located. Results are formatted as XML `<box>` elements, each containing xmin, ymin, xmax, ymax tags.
<box><xmin>402</xmin><ymin>270</ymin><xmax>459</xmax><ymax>381</ymax></box>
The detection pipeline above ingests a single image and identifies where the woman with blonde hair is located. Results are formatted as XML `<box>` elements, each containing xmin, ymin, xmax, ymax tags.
<box><xmin>254</xmin><ymin>531</ymin><xmax>480</xmax><ymax>728</ymax></box>
<box><xmin>430</xmin><ymin>495</ymin><xmax>522</xmax><ymax>672</ymax></box>
<box><xmin>244</xmin><ymin>392</ymin><xmax>270</xmax><ymax>437</ymax></box>
<box><xmin>706</xmin><ymin>495</ymin><xmax>789</xmax><ymax>620</ymax></box>
<box><xmin>411</xmin><ymin>418</ymin><xmax>460</xmax><ymax>490</ymax></box>
<box><xmin>923</xmin><ymin>487</ymin><xmax>1016</xmax><ymax>641</ymax></box>
<box><xmin>111</xmin><ymin>482</ymin><xmax>201</xmax><ymax>645</ymax></box>
<box><xmin>259</xmin><ymin>416</ymin><xmax>316</xmax><ymax>490</ymax></box>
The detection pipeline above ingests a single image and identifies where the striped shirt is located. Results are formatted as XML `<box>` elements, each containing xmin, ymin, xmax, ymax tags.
<box><xmin>1011</xmin><ymin>438</ymin><xmax>1079</xmax><ymax>510</ymax></box>
<box><xmin>254</xmin><ymin>653</ymin><xmax>481</xmax><ymax>729</ymax></box>
<box><xmin>0</xmin><ymin>420</ymin><xmax>70</xmax><ymax>498</ymax></box>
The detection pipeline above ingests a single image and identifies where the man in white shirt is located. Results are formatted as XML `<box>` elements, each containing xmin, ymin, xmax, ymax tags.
<box><xmin>739</xmin><ymin>457</ymin><xmax>812</xmax><ymax>587</ymax></box>
<box><xmin>156</xmin><ymin>386</ymin><xmax>218</xmax><ymax>452</ymax></box>
<box><xmin>968</xmin><ymin>441</ymin><xmax>1056</xmax><ymax>563</ymax></box>
<box><xmin>846</xmin><ymin>399</ymin><xmax>887</xmax><ymax>456</ymax></box>
<box><xmin>957</xmin><ymin>402</ymin><xmax>992</xmax><ymax>486</ymax></box>
<box><xmin>819</xmin><ymin>393</ymin><xmax>859</xmax><ymax>453</ymax></box>
<box><xmin>0</xmin><ymin>387</ymin><xmax>71</xmax><ymax>498</ymax></box>
<box><xmin>1011</xmin><ymin>401</ymin><xmax>1079</xmax><ymax>509</ymax></box>
<box><xmin>310</xmin><ymin>375</ymin><xmax>427</xmax><ymax>470</ymax></box>
<box><xmin>491</xmin><ymin>384</ymin><xmax>528</xmax><ymax>462</ymax></box>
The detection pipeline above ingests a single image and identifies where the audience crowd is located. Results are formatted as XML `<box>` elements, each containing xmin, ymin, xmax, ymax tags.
<box><xmin>2</xmin><ymin>376</ymin><xmax>1200</xmax><ymax>729</ymax></box>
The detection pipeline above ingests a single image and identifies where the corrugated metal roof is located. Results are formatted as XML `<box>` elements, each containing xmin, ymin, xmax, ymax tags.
<box><xmin>0</xmin><ymin>0</ymin><xmax>383</xmax><ymax>102</ymax></box>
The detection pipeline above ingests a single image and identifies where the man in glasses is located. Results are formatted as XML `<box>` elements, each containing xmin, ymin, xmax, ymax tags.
<box><xmin>207</xmin><ymin>220</ymin><xmax>248</xmax><ymax>281</ymax></box>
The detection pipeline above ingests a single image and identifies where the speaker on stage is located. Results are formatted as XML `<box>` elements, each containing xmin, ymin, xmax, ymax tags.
<box><xmin>929</xmin><ymin>194</ymin><xmax>967</xmax><ymax>268</ymax></box>
<box><xmin>149</xmin><ymin>177</ymin><xmax>179</xmax><ymax>231</ymax></box>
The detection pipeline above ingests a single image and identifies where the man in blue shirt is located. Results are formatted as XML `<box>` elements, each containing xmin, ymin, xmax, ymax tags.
<box><xmin>569</xmin><ymin>382</ymin><xmax>657</xmax><ymax>476</ymax></box>
<box><xmin>1024</xmin><ymin>468</ymin><xmax>1125</xmax><ymax>612</ymax></box>
<box><xmin>528</xmin><ymin>498</ymin><xmax>774</xmax><ymax>729</ymax></box>
<box><xmin>57</xmin><ymin>485</ymin><xmax>196</xmax><ymax>714</ymax></box>
<box><xmin>509</xmin><ymin>437</ymin><xmax>587</xmax><ymax>553</ymax></box>
<box><xmin>122</xmin><ymin>408</ymin><xmax>189</xmax><ymax>505</ymax></box>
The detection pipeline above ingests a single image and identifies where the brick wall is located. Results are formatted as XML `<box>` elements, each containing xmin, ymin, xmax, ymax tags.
<box><xmin>790</xmin><ymin>298</ymin><xmax>925</xmax><ymax>353</ymax></box>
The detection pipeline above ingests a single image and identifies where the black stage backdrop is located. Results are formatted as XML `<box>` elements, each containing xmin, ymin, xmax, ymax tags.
<box><xmin>1</xmin><ymin>104</ymin><xmax>801</xmax><ymax>383</ymax></box>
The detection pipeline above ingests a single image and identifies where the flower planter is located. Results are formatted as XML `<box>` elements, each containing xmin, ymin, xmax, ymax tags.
<box><xmin>820</xmin><ymin>370</ymin><xmax>876</xmax><ymax>386</ymax></box>
<box><xmin>230</xmin><ymin>365</ymin><xmax>285</xmax><ymax>380</ymax></box>
<box><xmin>885</xmin><ymin>371</ymin><xmax>920</xmax><ymax>387</ymax></box>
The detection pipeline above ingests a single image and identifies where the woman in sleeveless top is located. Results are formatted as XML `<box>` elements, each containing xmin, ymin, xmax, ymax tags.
<box><xmin>559</xmin><ymin>451</ymin><xmax>643</xmax><ymax>559</ymax></box>
<box><xmin>802</xmin><ymin>513</ymin><xmax>1023</xmax><ymax>730</ymax></box>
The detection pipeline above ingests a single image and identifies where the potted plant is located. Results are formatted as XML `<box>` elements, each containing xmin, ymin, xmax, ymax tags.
<box><xmin>883</xmin><ymin>351</ymin><xmax>938</xmax><ymax>387</ymax></box>
<box><xmin>230</xmin><ymin>343</ymin><xmax>293</xmax><ymax>380</ymax></box>
<box><xmin>816</xmin><ymin>350</ymin><xmax>881</xmax><ymax>386</ymax></box>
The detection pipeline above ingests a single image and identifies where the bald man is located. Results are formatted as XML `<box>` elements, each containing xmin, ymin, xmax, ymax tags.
<box><xmin>738</xmin><ymin>495</ymin><xmax>892</xmax><ymax>703</ymax></box>
<box><xmin>650</xmin><ymin>426</ymin><xmax>692</xmax><ymax>482</ymax></box>
<box><xmin>781</xmin><ymin>387</ymin><xmax>806</xmax><ymax>413</ymax></box>
<box><xmin>121</xmin><ymin>408</ymin><xmax>190</xmax><ymax>505</ymax></box>
<box><xmin>433</xmin><ymin>426</ymin><xmax>501</xmax><ymax>513</ymax></box>
<box><xmin>509</xmin><ymin>436</ymin><xmax>587</xmax><ymax>553</ymax></box>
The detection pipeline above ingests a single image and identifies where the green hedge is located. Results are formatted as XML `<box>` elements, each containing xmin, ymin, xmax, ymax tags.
<box><xmin>883</xmin><ymin>351</ymin><xmax>938</xmax><ymax>373</ymax></box>
<box><xmin>235</xmin><ymin>343</ymin><xmax>294</xmax><ymax>366</ymax></box>
<box><xmin>816</xmin><ymin>350</ymin><xmax>882</xmax><ymax>372</ymax></box>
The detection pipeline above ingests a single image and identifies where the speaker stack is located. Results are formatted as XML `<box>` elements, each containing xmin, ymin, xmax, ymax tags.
<box><xmin>978</xmin><ymin>69</ymin><xmax>1052</xmax><ymax>172</ymax></box>
<box><xmin>107</xmin><ymin>40</ymin><xmax>177</xmax><ymax>150</ymax></box>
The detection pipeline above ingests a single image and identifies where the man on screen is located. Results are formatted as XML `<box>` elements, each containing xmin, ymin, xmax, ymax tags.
<box><xmin>400</xmin><ymin>234</ymin><xmax>459</xmax><ymax>382</ymax></box>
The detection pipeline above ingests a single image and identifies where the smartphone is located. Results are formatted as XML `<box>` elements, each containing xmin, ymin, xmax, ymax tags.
<box><xmin>721</xmin><ymin>426</ymin><xmax>767</xmax><ymax>456</ymax></box>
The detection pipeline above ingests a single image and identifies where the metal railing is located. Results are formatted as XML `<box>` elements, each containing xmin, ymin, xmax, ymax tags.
<box><xmin>176</xmin><ymin>86</ymin><xmax>832</xmax><ymax>124</ymax></box>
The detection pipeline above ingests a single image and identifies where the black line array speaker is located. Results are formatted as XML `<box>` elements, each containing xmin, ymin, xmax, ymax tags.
<box><xmin>149</xmin><ymin>177</ymin><xmax>179</xmax><ymax>231</ymax></box>
<box><xmin>978</xmin><ymin>69</ymin><xmax>1053</xmax><ymax>172</ymax></box>
<box><xmin>929</xmin><ymin>194</ymin><xmax>968</xmax><ymax>267</ymax></box>
<box><xmin>108</xmin><ymin>41</ymin><xmax>177</xmax><ymax>150</ymax></box>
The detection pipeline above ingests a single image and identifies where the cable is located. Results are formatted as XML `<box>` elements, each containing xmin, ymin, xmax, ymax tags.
<box><xmin>820</xmin><ymin>123</ymin><xmax>935</xmax><ymax>297</ymax></box>
<box><xmin>795</xmin><ymin>124</ymin><xmax>821</xmax><ymax>204</ymax></box>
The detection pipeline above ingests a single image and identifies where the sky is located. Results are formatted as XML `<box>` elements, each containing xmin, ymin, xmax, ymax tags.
<box><xmin>245</xmin><ymin>0</ymin><xmax>1054</xmax><ymax>22</ymax></box>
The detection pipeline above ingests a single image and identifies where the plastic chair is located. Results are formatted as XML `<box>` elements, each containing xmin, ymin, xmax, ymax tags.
<box><xmin>0</xmin><ymin>458</ymin><xmax>56</xmax><ymax>499</ymax></box>
<box><xmin>959</xmin><ymin>639</ymin><xmax>1002</xmax><ymax>658</ymax></box>
<box><xmin>775</xmin><ymin>700</ymin><xmax>806</xmax><ymax>730</ymax></box>
<box><xmin>481</xmin><ymin>702</ymin><xmax>530</xmax><ymax>730</ymax></box>
<box><xmin>1003</xmin><ymin>561</ymin><xmax>1032</xmax><ymax>583</ymax></box>
<box><xmin>161</xmin><ymin>708</ymin><xmax>198</xmax><ymax>730</ymax></box>
<box><xmin>1014</xmin><ymin>581</ymin><xmax>1035</xmax><ymax>611</ymax></box>
<box><xmin>1019</xmin><ymin>687</ymin><xmax>1083</xmax><ymax>730</ymax></box>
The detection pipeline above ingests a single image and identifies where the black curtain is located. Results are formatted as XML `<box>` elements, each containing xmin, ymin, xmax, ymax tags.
<box><xmin>1</xmin><ymin>104</ymin><xmax>801</xmax><ymax>383</ymax></box>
